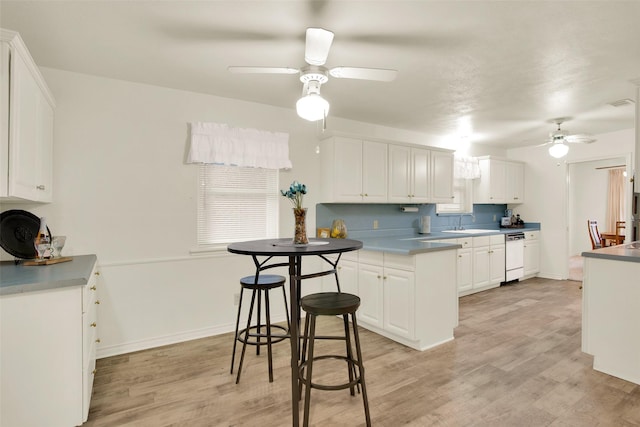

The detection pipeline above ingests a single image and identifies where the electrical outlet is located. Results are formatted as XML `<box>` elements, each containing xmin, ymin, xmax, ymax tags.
<box><xmin>493</xmin><ymin>214</ymin><xmax>497</xmax><ymax>221</ymax></box>
<box><xmin>373</xmin><ymin>220</ymin><xmax>379</xmax><ymax>229</ymax></box>
<box><xmin>234</xmin><ymin>293</ymin><xmax>240</xmax><ymax>306</ymax></box>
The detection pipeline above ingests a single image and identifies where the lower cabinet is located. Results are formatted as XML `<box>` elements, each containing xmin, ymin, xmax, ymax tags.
<box><xmin>523</xmin><ymin>231</ymin><xmax>540</xmax><ymax>278</ymax></box>
<box><xmin>345</xmin><ymin>249</ymin><xmax>457</xmax><ymax>351</ymax></box>
<box><xmin>0</xmin><ymin>256</ymin><xmax>99</xmax><ymax>427</ymax></box>
<box><xmin>454</xmin><ymin>234</ymin><xmax>505</xmax><ymax>297</ymax></box>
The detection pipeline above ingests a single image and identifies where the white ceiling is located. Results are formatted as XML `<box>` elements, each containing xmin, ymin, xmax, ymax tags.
<box><xmin>2</xmin><ymin>0</ymin><xmax>639</xmax><ymax>150</ymax></box>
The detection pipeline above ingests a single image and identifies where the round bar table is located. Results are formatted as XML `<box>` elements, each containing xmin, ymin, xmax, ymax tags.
<box><xmin>227</xmin><ymin>238</ymin><xmax>363</xmax><ymax>427</ymax></box>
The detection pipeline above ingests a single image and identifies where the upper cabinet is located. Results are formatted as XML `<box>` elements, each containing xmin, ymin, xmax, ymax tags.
<box><xmin>1</xmin><ymin>29</ymin><xmax>55</xmax><ymax>203</ymax></box>
<box><xmin>320</xmin><ymin>137</ymin><xmax>388</xmax><ymax>203</ymax></box>
<box><xmin>321</xmin><ymin>136</ymin><xmax>454</xmax><ymax>204</ymax></box>
<box><xmin>473</xmin><ymin>157</ymin><xmax>525</xmax><ymax>204</ymax></box>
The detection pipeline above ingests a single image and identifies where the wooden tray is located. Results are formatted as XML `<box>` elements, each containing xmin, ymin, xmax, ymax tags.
<box><xmin>23</xmin><ymin>257</ymin><xmax>73</xmax><ymax>266</ymax></box>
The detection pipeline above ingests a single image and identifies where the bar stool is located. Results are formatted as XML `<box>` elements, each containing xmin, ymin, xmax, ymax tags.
<box><xmin>230</xmin><ymin>274</ymin><xmax>290</xmax><ymax>384</ymax></box>
<box><xmin>298</xmin><ymin>292</ymin><xmax>371</xmax><ymax>427</ymax></box>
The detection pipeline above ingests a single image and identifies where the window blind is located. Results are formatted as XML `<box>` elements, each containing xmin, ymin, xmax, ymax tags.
<box><xmin>197</xmin><ymin>164</ymin><xmax>279</xmax><ymax>245</ymax></box>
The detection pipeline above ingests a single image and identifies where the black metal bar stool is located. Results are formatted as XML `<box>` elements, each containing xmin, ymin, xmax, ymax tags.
<box><xmin>298</xmin><ymin>292</ymin><xmax>371</xmax><ymax>427</ymax></box>
<box><xmin>230</xmin><ymin>273</ymin><xmax>290</xmax><ymax>384</ymax></box>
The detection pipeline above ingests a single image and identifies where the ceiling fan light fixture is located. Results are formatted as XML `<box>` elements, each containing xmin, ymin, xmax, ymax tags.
<box><xmin>296</xmin><ymin>93</ymin><xmax>329</xmax><ymax>121</ymax></box>
<box><xmin>548</xmin><ymin>142</ymin><xmax>569</xmax><ymax>158</ymax></box>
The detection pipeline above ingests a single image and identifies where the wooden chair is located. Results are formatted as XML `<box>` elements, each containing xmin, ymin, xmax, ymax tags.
<box><xmin>588</xmin><ymin>220</ymin><xmax>603</xmax><ymax>249</ymax></box>
<box><xmin>613</xmin><ymin>221</ymin><xmax>626</xmax><ymax>245</ymax></box>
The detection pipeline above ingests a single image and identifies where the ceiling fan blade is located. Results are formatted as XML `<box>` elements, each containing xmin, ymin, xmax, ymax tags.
<box><xmin>227</xmin><ymin>66</ymin><xmax>299</xmax><ymax>75</ymax></box>
<box><xmin>565</xmin><ymin>134</ymin><xmax>596</xmax><ymax>144</ymax></box>
<box><xmin>329</xmin><ymin>67</ymin><xmax>398</xmax><ymax>81</ymax></box>
<box><xmin>305</xmin><ymin>28</ymin><xmax>334</xmax><ymax>66</ymax></box>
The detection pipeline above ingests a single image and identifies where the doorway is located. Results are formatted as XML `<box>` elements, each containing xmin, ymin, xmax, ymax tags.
<box><xmin>567</xmin><ymin>156</ymin><xmax>630</xmax><ymax>281</ymax></box>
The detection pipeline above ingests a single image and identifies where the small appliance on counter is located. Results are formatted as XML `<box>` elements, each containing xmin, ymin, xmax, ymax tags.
<box><xmin>419</xmin><ymin>216</ymin><xmax>431</xmax><ymax>234</ymax></box>
<box><xmin>500</xmin><ymin>212</ymin><xmax>525</xmax><ymax>228</ymax></box>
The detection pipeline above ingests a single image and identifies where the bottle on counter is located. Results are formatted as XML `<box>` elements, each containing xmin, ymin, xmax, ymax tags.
<box><xmin>34</xmin><ymin>217</ymin><xmax>51</xmax><ymax>259</ymax></box>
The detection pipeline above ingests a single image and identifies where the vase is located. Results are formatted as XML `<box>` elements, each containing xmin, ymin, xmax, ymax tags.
<box><xmin>293</xmin><ymin>208</ymin><xmax>309</xmax><ymax>244</ymax></box>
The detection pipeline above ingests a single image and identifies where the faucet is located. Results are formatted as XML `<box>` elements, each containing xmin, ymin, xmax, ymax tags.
<box><xmin>457</xmin><ymin>213</ymin><xmax>476</xmax><ymax>230</ymax></box>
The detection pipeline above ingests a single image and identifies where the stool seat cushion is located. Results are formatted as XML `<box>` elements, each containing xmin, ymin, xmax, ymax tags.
<box><xmin>240</xmin><ymin>274</ymin><xmax>286</xmax><ymax>289</ymax></box>
<box><xmin>301</xmin><ymin>292</ymin><xmax>360</xmax><ymax>316</ymax></box>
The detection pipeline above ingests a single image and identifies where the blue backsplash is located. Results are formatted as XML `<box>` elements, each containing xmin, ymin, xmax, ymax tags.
<box><xmin>316</xmin><ymin>203</ymin><xmax>509</xmax><ymax>235</ymax></box>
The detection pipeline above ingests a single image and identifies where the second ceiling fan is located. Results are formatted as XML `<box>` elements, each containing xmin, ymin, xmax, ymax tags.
<box><xmin>228</xmin><ymin>27</ymin><xmax>398</xmax><ymax>121</ymax></box>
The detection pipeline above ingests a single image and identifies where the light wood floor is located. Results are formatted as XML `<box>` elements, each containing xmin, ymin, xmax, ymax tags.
<box><xmin>84</xmin><ymin>278</ymin><xmax>640</xmax><ymax>426</ymax></box>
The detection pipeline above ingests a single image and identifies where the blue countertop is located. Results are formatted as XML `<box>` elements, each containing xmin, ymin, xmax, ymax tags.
<box><xmin>353</xmin><ymin>226</ymin><xmax>540</xmax><ymax>255</ymax></box>
<box><xmin>0</xmin><ymin>254</ymin><xmax>97</xmax><ymax>296</ymax></box>
<box><xmin>582</xmin><ymin>242</ymin><xmax>640</xmax><ymax>264</ymax></box>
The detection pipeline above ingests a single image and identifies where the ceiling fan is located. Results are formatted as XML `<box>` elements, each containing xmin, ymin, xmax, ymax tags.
<box><xmin>228</xmin><ymin>27</ymin><xmax>398</xmax><ymax>122</ymax></box>
<box><xmin>542</xmin><ymin>117</ymin><xmax>596</xmax><ymax>158</ymax></box>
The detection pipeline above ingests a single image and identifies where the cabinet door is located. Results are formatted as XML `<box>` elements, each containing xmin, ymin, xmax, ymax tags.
<box><xmin>7</xmin><ymin>48</ymin><xmax>54</xmax><ymax>202</ymax></box>
<box><xmin>334</xmin><ymin>259</ymin><xmax>358</xmax><ymax>295</ymax></box>
<box><xmin>362</xmin><ymin>140</ymin><xmax>388</xmax><ymax>202</ymax></box>
<box><xmin>383</xmin><ymin>267</ymin><xmax>415</xmax><ymax>339</ymax></box>
<box><xmin>333</xmin><ymin>137</ymin><xmax>363</xmax><ymax>202</ymax></box>
<box><xmin>457</xmin><ymin>248</ymin><xmax>473</xmax><ymax>294</ymax></box>
<box><xmin>472</xmin><ymin>246</ymin><xmax>491</xmax><ymax>289</ymax></box>
<box><xmin>506</xmin><ymin>161</ymin><xmax>524</xmax><ymax>203</ymax></box>
<box><xmin>0</xmin><ymin>43</ymin><xmax>9</xmax><ymax>197</ymax></box>
<box><xmin>431</xmin><ymin>150</ymin><xmax>454</xmax><ymax>203</ymax></box>
<box><xmin>411</xmin><ymin>148</ymin><xmax>431</xmax><ymax>202</ymax></box>
<box><xmin>357</xmin><ymin>263</ymin><xmax>384</xmax><ymax>328</ymax></box>
<box><xmin>489</xmin><ymin>244</ymin><xmax>506</xmax><ymax>285</ymax></box>
<box><xmin>524</xmin><ymin>239</ymin><xmax>540</xmax><ymax>276</ymax></box>
<box><xmin>387</xmin><ymin>145</ymin><xmax>411</xmax><ymax>203</ymax></box>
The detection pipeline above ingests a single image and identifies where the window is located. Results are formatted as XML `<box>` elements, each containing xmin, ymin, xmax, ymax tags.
<box><xmin>436</xmin><ymin>178</ymin><xmax>473</xmax><ymax>214</ymax></box>
<box><xmin>197</xmin><ymin>164</ymin><xmax>279</xmax><ymax>246</ymax></box>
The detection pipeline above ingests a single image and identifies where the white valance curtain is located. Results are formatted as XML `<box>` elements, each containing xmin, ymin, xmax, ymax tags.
<box><xmin>187</xmin><ymin>122</ymin><xmax>292</xmax><ymax>169</ymax></box>
<box><xmin>454</xmin><ymin>154</ymin><xmax>480</xmax><ymax>179</ymax></box>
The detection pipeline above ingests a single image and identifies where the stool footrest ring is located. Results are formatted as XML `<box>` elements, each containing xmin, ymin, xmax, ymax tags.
<box><xmin>298</xmin><ymin>355</ymin><xmax>363</xmax><ymax>392</ymax></box>
<box><xmin>237</xmin><ymin>324</ymin><xmax>289</xmax><ymax>345</ymax></box>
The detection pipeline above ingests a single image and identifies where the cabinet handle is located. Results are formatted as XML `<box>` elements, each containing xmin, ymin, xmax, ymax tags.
<box><xmin>95</xmin><ymin>300</ymin><xmax>100</xmax><ymax>304</ymax></box>
<box><xmin>364</xmin><ymin>193</ymin><xmax>369</xmax><ymax>197</ymax></box>
<box><xmin>90</xmin><ymin>322</ymin><xmax>97</xmax><ymax>327</ymax></box>
<box><xmin>92</xmin><ymin>369</ymin><xmax>97</xmax><ymax>375</ymax></box>
<box><xmin>458</xmin><ymin>254</ymin><xmax>462</xmax><ymax>258</ymax></box>
<box><xmin>95</xmin><ymin>271</ymin><xmax>100</xmax><ymax>276</ymax></box>
<box><xmin>90</xmin><ymin>285</ymin><xmax>97</xmax><ymax>291</ymax></box>
<box><xmin>514</xmin><ymin>197</ymin><xmax>519</xmax><ymax>200</ymax></box>
<box><xmin>36</xmin><ymin>185</ymin><xmax>46</xmax><ymax>190</ymax></box>
<box><xmin>96</xmin><ymin>338</ymin><xmax>101</xmax><ymax>343</ymax></box>
<box><xmin>383</xmin><ymin>276</ymin><xmax>387</xmax><ymax>280</ymax></box>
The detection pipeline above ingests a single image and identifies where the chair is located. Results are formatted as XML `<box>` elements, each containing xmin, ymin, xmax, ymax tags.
<box><xmin>298</xmin><ymin>292</ymin><xmax>371</xmax><ymax>427</ymax></box>
<box><xmin>613</xmin><ymin>221</ymin><xmax>626</xmax><ymax>245</ymax></box>
<box><xmin>230</xmin><ymin>274</ymin><xmax>290</xmax><ymax>384</ymax></box>
<box><xmin>588</xmin><ymin>220</ymin><xmax>603</xmax><ymax>249</ymax></box>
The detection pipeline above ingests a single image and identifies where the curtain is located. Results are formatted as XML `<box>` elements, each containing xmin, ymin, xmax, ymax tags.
<box><xmin>187</xmin><ymin>122</ymin><xmax>292</xmax><ymax>169</ymax></box>
<box><xmin>606</xmin><ymin>168</ymin><xmax>625</xmax><ymax>231</ymax></box>
<box><xmin>454</xmin><ymin>155</ymin><xmax>480</xmax><ymax>179</ymax></box>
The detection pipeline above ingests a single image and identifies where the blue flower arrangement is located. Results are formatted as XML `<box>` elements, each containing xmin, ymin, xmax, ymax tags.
<box><xmin>281</xmin><ymin>181</ymin><xmax>307</xmax><ymax>210</ymax></box>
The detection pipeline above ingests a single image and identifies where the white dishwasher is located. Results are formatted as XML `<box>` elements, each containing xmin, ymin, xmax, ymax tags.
<box><xmin>505</xmin><ymin>232</ymin><xmax>525</xmax><ymax>282</ymax></box>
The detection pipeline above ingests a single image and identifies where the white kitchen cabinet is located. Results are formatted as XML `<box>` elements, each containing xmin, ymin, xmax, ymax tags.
<box><xmin>320</xmin><ymin>136</ymin><xmax>388</xmax><ymax>203</ymax></box>
<box><xmin>388</xmin><ymin>145</ymin><xmax>431</xmax><ymax>203</ymax></box>
<box><xmin>473</xmin><ymin>157</ymin><xmax>524</xmax><ymax>204</ymax></box>
<box><xmin>321</xmin><ymin>252</ymin><xmax>359</xmax><ymax>296</ymax></box>
<box><xmin>523</xmin><ymin>231</ymin><xmax>540</xmax><ymax>278</ymax></box>
<box><xmin>431</xmin><ymin>150</ymin><xmax>455</xmax><ymax>203</ymax></box>
<box><xmin>0</xmin><ymin>29</ymin><xmax>55</xmax><ymax>203</ymax></box>
<box><xmin>0</xmin><ymin>256</ymin><xmax>99</xmax><ymax>427</ymax></box>
<box><xmin>506</xmin><ymin>161</ymin><xmax>525</xmax><ymax>203</ymax></box>
<box><xmin>470</xmin><ymin>234</ymin><xmax>505</xmax><ymax>294</ymax></box>
<box><xmin>355</xmin><ymin>249</ymin><xmax>457</xmax><ymax>350</ymax></box>
<box><xmin>456</xmin><ymin>237</ymin><xmax>473</xmax><ymax>294</ymax></box>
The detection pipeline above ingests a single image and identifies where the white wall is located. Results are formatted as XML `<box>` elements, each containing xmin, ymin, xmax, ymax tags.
<box><xmin>3</xmin><ymin>68</ymin><xmax>447</xmax><ymax>357</ymax></box>
<box><xmin>507</xmin><ymin>129</ymin><xmax>635</xmax><ymax>279</ymax></box>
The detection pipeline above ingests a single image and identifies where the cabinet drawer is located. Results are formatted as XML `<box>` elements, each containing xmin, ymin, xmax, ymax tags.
<box><xmin>456</xmin><ymin>237</ymin><xmax>472</xmax><ymax>248</ymax></box>
<box><xmin>358</xmin><ymin>250</ymin><xmax>384</xmax><ymax>265</ymax></box>
<box><xmin>525</xmin><ymin>231</ymin><xmax>539</xmax><ymax>240</ymax></box>
<box><xmin>490</xmin><ymin>234</ymin><xmax>505</xmax><ymax>245</ymax></box>
<box><xmin>384</xmin><ymin>252</ymin><xmax>415</xmax><ymax>271</ymax></box>
<box><xmin>473</xmin><ymin>236</ymin><xmax>491</xmax><ymax>247</ymax></box>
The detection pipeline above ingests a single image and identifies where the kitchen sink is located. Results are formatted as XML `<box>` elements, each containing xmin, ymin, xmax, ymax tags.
<box><xmin>440</xmin><ymin>229</ymin><xmax>499</xmax><ymax>234</ymax></box>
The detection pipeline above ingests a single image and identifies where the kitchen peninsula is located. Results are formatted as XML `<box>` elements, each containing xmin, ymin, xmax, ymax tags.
<box><xmin>581</xmin><ymin>242</ymin><xmax>640</xmax><ymax>385</ymax></box>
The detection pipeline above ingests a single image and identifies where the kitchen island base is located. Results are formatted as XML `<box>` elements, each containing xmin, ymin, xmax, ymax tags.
<box><xmin>582</xmin><ymin>246</ymin><xmax>640</xmax><ymax>385</ymax></box>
